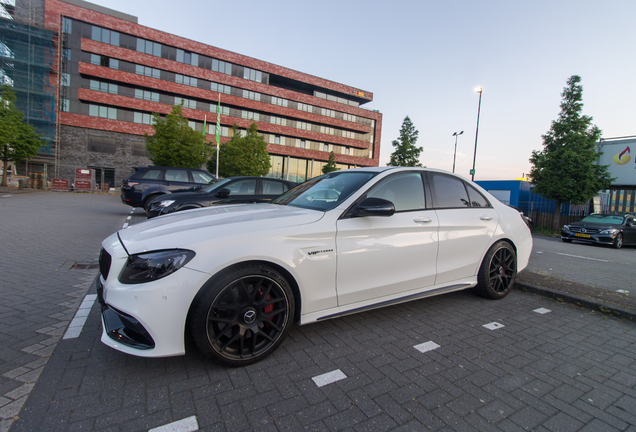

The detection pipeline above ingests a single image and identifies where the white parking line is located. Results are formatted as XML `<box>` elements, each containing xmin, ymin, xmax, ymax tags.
<box><xmin>556</xmin><ymin>253</ymin><xmax>608</xmax><ymax>262</ymax></box>
<box><xmin>533</xmin><ymin>308</ymin><xmax>552</xmax><ymax>314</ymax></box>
<box><xmin>149</xmin><ymin>416</ymin><xmax>199</xmax><ymax>432</ymax></box>
<box><xmin>127</xmin><ymin>215</ymin><xmax>132</xmax><ymax>220</ymax></box>
<box><xmin>122</xmin><ymin>222</ymin><xmax>129</xmax><ymax>229</ymax></box>
<box><xmin>414</xmin><ymin>341</ymin><xmax>440</xmax><ymax>353</ymax></box>
<box><xmin>63</xmin><ymin>294</ymin><xmax>98</xmax><ymax>339</ymax></box>
<box><xmin>483</xmin><ymin>322</ymin><xmax>505</xmax><ymax>330</ymax></box>
<box><xmin>312</xmin><ymin>369</ymin><xmax>347</xmax><ymax>387</ymax></box>
<box><xmin>617</xmin><ymin>290</ymin><xmax>629</xmax><ymax>294</ymax></box>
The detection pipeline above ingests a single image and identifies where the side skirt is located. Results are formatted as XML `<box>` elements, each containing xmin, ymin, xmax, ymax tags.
<box><xmin>315</xmin><ymin>283</ymin><xmax>473</xmax><ymax>322</ymax></box>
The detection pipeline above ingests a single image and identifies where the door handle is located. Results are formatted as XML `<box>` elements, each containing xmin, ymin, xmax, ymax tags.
<box><xmin>480</xmin><ymin>215</ymin><xmax>493</xmax><ymax>221</ymax></box>
<box><xmin>413</xmin><ymin>217</ymin><xmax>432</xmax><ymax>223</ymax></box>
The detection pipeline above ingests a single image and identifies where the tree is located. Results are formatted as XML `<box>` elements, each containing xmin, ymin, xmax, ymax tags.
<box><xmin>206</xmin><ymin>122</ymin><xmax>271</xmax><ymax>177</ymax></box>
<box><xmin>145</xmin><ymin>103</ymin><xmax>211</xmax><ymax>168</ymax></box>
<box><xmin>321</xmin><ymin>151</ymin><xmax>339</xmax><ymax>174</ymax></box>
<box><xmin>529</xmin><ymin>75</ymin><xmax>613</xmax><ymax>231</ymax></box>
<box><xmin>0</xmin><ymin>84</ymin><xmax>44</xmax><ymax>187</ymax></box>
<box><xmin>388</xmin><ymin>116</ymin><xmax>423</xmax><ymax>167</ymax></box>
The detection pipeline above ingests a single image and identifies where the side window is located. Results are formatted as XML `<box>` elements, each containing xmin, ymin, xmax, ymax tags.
<box><xmin>192</xmin><ymin>171</ymin><xmax>215</xmax><ymax>184</ymax></box>
<box><xmin>466</xmin><ymin>183</ymin><xmax>491</xmax><ymax>207</ymax></box>
<box><xmin>137</xmin><ymin>169</ymin><xmax>163</xmax><ymax>180</ymax></box>
<box><xmin>226</xmin><ymin>179</ymin><xmax>256</xmax><ymax>195</ymax></box>
<box><xmin>429</xmin><ymin>173</ymin><xmax>470</xmax><ymax>208</ymax></box>
<box><xmin>262</xmin><ymin>180</ymin><xmax>284</xmax><ymax>195</ymax></box>
<box><xmin>367</xmin><ymin>173</ymin><xmax>425</xmax><ymax>212</ymax></box>
<box><xmin>164</xmin><ymin>169</ymin><xmax>189</xmax><ymax>182</ymax></box>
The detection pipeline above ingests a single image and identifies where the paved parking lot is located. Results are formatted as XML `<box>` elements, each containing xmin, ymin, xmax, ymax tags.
<box><xmin>2</xmin><ymin>192</ymin><xmax>636</xmax><ymax>431</ymax></box>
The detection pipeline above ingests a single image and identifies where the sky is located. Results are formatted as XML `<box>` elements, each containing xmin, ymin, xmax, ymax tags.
<box><xmin>83</xmin><ymin>0</ymin><xmax>636</xmax><ymax>180</ymax></box>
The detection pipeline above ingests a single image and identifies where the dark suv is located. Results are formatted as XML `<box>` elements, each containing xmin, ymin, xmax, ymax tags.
<box><xmin>120</xmin><ymin>166</ymin><xmax>217</xmax><ymax>209</ymax></box>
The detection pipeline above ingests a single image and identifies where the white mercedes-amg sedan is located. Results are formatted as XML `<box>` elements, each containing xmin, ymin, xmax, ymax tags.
<box><xmin>97</xmin><ymin>167</ymin><xmax>533</xmax><ymax>367</ymax></box>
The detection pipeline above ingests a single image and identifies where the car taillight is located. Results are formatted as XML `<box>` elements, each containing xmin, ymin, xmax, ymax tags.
<box><xmin>124</xmin><ymin>181</ymin><xmax>139</xmax><ymax>187</ymax></box>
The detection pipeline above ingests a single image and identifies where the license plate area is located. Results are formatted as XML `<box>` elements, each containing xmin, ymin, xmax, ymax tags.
<box><xmin>575</xmin><ymin>233</ymin><xmax>591</xmax><ymax>238</ymax></box>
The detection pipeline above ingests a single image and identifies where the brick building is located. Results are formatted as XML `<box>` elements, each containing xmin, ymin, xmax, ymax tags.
<box><xmin>1</xmin><ymin>0</ymin><xmax>382</xmax><ymax>188</ymax></box>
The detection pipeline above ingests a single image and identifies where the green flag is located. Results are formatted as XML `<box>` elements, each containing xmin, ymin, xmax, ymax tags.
<box><xmin>202</xmin><ymin>115</ymin><xmax>206</xmax><ymax>137</ymax></box>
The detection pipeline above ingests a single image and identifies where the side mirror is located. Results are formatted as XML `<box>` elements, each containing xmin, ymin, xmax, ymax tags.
<box><xmin>215</xmin><ymin>188</ymin><xmax>231</xmax><ymax>198</ymax></box>
<box><xmin>357</xmin><ymin>197</ymin><xmax>395</xmax><ymax>217</ymax></box>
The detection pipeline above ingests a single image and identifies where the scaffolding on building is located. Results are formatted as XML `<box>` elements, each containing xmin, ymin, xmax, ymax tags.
<box><xmin>0</xmin><ymin>0</ymin><xmax>59</xmax><ymax>177</ymax></box>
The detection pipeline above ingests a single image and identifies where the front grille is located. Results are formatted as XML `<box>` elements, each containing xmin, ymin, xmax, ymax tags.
<box><xmin>99</xmin><ymin>248</ymin><xmax>112</xmax><ymax>279</ymax></box>
<box><xmin>570</xmin><ymin>227</ymin><xmax>601</xmax><ymax>234</ymax></box>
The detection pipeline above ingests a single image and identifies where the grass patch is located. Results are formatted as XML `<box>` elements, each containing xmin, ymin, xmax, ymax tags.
<box><xmin>533</xmin><ymin>225</ymin><xmax>559</xmax><ymax>236</ymax></box>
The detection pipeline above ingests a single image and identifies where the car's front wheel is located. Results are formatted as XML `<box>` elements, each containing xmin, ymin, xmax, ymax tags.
<box><xmin>474</xmin><ymin>241</ymin><xmax>517</xmax><ymax>299</ymax></box>
<box><xmin>613</xmin><ymin>233</ymin><xmax>623</xmax><ymax>249</ymax></box>
<box><xmin>189</xmin><ymin>263</ymin><xmax>294</xmax><ymax>367</ymax></box>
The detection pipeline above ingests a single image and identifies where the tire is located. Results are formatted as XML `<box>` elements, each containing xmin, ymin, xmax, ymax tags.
<box><xmin>613</xmin><ymin>233</ymin><xmax>623</xmax><ymax>249</ymax></box>
<box><xmin>143</xmin><ymin>194</ymin><xmax>160</xmax><ymax>211</ymax></box>
<box><xmin>474</xmin><ymin>241</ymin><xmax>517</xmax><ymax>300</ymax></box>
<box><xmin>189</xmin><ymin>263</ymin><xmax>294</xmax><ymax>367</ymax></box>
<box><xmin>562</xmin><ymin>238</ymin><xmax>572</xmax><ymax>243</ymax></box>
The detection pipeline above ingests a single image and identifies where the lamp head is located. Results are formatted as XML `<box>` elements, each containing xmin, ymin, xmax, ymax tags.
<box><xmin>474</xmin><ymin>87</ymin><xmax>483</xmax><ymax>93</ymax></box>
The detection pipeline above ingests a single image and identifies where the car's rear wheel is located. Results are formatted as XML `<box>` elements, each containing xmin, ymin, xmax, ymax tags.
<box><xmin>474</xmin><ymin>241</ymin><xmax>517</xmax><ymax>300</ymax></box>
<box><xmin>190</xmin><ymin>263</ymin><xmax>294</xmax><ymax>367</ymax></box>
<box><xmin>613</xmin><ymin>233</ymin><xmax>623</xmax><ymax>249</ymax></box>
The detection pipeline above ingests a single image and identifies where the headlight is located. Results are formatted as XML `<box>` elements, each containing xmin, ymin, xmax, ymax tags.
<box><xmin>600</xmin><ymin>228</ymin><xmax>618</xmax><ymax>235</ymax></box>
<box><xmin>119</xmin><ymin>249</ymin><xmax>195</xmax><ymax>284</ymax></box>
<box><xmin>562</xmin><ymin>225</ymin><xmax>570</xmax><ymax>230</ymax></box>
<box><xmin>157</xmin><ymin>199</ymin><xmax>175</xmax><ymax>207</ymax></box>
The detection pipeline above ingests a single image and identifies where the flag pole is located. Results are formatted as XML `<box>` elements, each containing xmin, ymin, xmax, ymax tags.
<box><xmin>215</xmin><ymin>94</ymin><xmax>221</xmax><ymax>179</ymax></box>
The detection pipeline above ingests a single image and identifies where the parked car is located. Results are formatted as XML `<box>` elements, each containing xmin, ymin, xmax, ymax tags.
<box><xmin>146</xmin><ymin>176</ymin><xmax>298</xmax><ymax>218</ymax></box>
<box><xmin>98</xmin><ymin>167</ymin><xmax>533</xmax><ymax>367</ymax></box>
<box><xmin>561</xmin><ymin>213</ymin><xmax>636</xmax><ymax>249</ymax></box>
<box><xmin>120</xmin><ymin>166</ymin><xmax>217</xmax><ymax>209</ymax></box>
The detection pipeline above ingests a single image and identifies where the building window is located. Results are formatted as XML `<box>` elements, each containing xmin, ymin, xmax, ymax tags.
<box><xmin>89</xmin><ymin>104</ymin><xmax>117</xmax><ymax>120</ymax></box>
<box><xmin>136</xmin><ymin>65</ymin><xmax>160</xmax><ymax>79</ymax></box>
<box><xmin>110</xmin><ymin>59</ymin><xmax>119</xmax><ymax>69</ymax></box>
<box><xmin>271</xmin><ymin>97</ymin><xmax>288</xmax><ymax>107</ymax></box>
<box><xmin>274</xmin><ymin>136</ymin><xmax>281</xmax><ymax>145</ymax></box>
<box><xmin>62</xmin><ymin>17</ymin><xmax>72</xmax><ymax>34</ymax></box>
<box><xmin>60</xmin><ymin>99</ymin><xmax>69</xmax><ymax>112</ymax></box>
<box><xmin>243</xmin><ymin>67</ymin><xmax>263</xmax><ymax>83</ymax></box>
<box><xmin>91</xmin><ymin>26</ymin><xmax>119</xmax><ymax>46</ymax></box>
<box><xmin>300</xmin><ymin>140</ymin><xmax>306</xmax><ymax>149</ymax></box>
<box><xmin>175</xmin><ymin>74</ymin><xmax>197</xmax><ymax>87</ymax></box>
<box><xmin>210</xmin><ymin>82</ymin><xmax>231</xmax><ymax>94</ymax></box>
<box><xmin>323</xmin><ymin>144</ymin><xmax>329</xmax><ymax>152</ymax></box>
<box><xmin>62</xmin><ymin>49</ymin><xmax>71</xmax><ymax>61</ymax></box>
<box><xmin>137</xmin><ymin>39</ymin><xmax>161</xmax><ymax>56</ymax></box>
<box><xmin>133</xmin><ymin>112</ymin><xmax>154</xmax><ymax>125</ymax></box>
<box><xmin>242</xmin><ymin>89</ymin><xmax>261</xmax><ymax>101</ymax></box>
<box><xmin>61</xmin><ymin>73</ymin><xmax>70</xmax><ymax>86</ymax></box>
<box><xmin>212</xmin><ymin>58</ymin><xmax>232</xmax><ymax>75</ymax></box>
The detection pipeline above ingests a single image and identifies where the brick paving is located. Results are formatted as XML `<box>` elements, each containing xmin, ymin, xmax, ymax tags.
<box><xmin>1</xmin><ymin>191</ymin><xmax>635</xmax><ymax>431</ymax></box>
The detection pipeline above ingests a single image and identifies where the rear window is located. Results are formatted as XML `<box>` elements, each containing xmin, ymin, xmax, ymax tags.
<box><xmin>134</xmin><ymin>169</ymin><xmax>163</xmax><ymax>180</ymax></box>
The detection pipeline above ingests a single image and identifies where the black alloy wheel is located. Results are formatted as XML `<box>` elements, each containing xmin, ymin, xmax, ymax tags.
<box><xmin>613</xmin><ymin>233</ymin><xmax>623</xmax><ymax>249</ymax></box>
<box><xmin>474</xmin><ymin>241</ymin><xmax>517</xmax><ymax>300</ymax></box>
<box><xmin>190</xmin><ymin>264</ymin><xmax>294</xmax><ymax>367</ymax></box>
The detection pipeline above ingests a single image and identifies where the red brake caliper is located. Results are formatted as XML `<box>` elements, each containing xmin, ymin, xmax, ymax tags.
<box><xmin>259</xmin><ymin>286</ymin><xmax>274</xmax><ymax>319</ymax></box>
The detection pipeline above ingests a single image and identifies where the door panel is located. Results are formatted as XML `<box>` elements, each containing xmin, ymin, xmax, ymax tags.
<box><xmin>336</xmin><ymin>211</ymin><xmax>439</xmax><ymax>305</ymax></box>
<box><xmin>434</xmin><ymin>208</ymin><xmax>498</xmax><ymax>284</ymax></box>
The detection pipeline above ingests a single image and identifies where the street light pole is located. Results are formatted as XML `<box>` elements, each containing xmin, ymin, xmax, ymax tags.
<box><xmin>471</xmin><ymin>87</ymin><xmax>483</xmax><ymax>181</ymax></box>
<box><xmin>452</xmin><ymin>131</ymin><xmax>463</xmax><ymax>173</ymax></box>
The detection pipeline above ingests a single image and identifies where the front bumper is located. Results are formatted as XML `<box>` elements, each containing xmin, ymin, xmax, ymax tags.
<box><xmin>560</xmin><ymin>229</ymin><xmax>616</xmax><ymax>245</ymax></box>
<box><xmin>97</xmin><ymin>278</ymin><xmax>155</xmax><ymax>350</ymax></box>
<box><xmin>98</xmin><ymin>234</ymin><xmax>210</xmax><ymax>357</ymax></box>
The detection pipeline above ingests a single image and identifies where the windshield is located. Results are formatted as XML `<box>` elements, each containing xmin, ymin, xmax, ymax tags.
<box><xmin>581</xmin><ymin>214</ymin><xmax>624</xmax><ymax>225</ymax></box>
<box><xmin>200</xmin><ymin>178</ymin><xmax>232</xmax><ymax>193</ymax></box>
<box><xmin>271</xmin><ymin>171</ymin><xmax>377</xmax><ymax>211</ymax></box>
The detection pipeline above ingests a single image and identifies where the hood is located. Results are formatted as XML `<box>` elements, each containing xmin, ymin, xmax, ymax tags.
<box><xmin>118</xmin><ymin>203</ymin><xmax>324</xmax><ymax>254</ymax></box>
<box><xmin>569</xmin><ymin>221</ymin><xmax>621</xmax><ymax>228</ymax></box>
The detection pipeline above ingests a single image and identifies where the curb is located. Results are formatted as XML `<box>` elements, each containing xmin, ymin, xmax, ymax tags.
<box><xmin>515</xmin><ymin>280</ymin><xmax>636</xmax><ymax>322</ymax></box>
